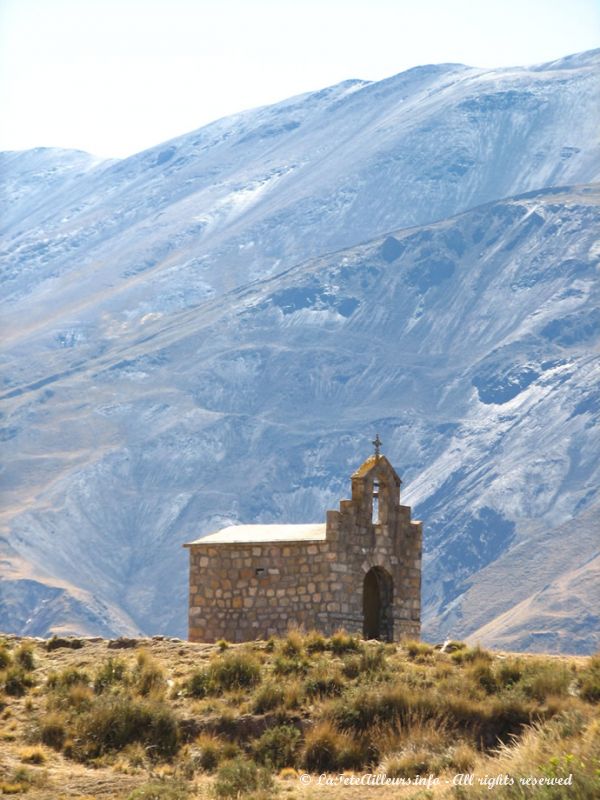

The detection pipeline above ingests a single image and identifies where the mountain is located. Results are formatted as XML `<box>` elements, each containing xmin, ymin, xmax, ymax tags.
<box><xmin>1</xmin><ymin>51</ymin><xmax>599</xmax><ymax>651</ymax></box>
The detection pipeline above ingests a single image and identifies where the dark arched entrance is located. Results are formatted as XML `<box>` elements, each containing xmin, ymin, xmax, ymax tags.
<box><xmin>362</xmin><ymin>567</ymin><xmax>394</xmax><ymax>641</ymax></box>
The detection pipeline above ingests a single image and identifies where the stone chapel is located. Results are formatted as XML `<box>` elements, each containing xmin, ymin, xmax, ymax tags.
<box><xmin>184</xmin><ymin>441</ymin><xmax>422</xmax><ymax>643</ymax></box>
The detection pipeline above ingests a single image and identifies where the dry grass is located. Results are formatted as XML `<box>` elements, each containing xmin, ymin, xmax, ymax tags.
<box><xmin>0</xmin><ymin>634</ymin><xmax>597</xmax><ymax>799</ymax></box>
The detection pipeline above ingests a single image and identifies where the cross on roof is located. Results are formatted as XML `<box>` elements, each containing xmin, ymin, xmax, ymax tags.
<box><xmin>372</xmin><ymin>433</ymin><xmax>382</xmax><ymax>458</ymax></box>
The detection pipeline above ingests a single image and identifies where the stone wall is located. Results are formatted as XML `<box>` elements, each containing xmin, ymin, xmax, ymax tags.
<box><xmin>186</xmin><ymin>454</ymin><xmax>422</xmax><ymax>643</ymax></box>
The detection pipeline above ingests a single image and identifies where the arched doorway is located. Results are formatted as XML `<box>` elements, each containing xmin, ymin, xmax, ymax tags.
<box><xmin>362</xmin><ymin>567</ymin><xmax>394</xmax><ymax>641</ymax></box>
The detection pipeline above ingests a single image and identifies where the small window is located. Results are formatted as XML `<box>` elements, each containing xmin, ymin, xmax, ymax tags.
<box><xmin>372</xmin><ymin>480</ymin><xmax>380</xmax><ymax>524</ymax></box>
<box><xmin>255</xmin><ymin>567</ymin><xmax>266</xmax><ymax>577</ymax></box>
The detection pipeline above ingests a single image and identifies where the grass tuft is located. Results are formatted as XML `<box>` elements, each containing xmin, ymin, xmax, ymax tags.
<box><xmin>213</xmin><ymin>756</ymin><xmax>273</xmax><ymax>799</ymax></box>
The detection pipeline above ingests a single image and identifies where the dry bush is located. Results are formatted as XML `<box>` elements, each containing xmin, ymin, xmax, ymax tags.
<box><xmin>304</xmin><ymin>662</ymin><xmax>344</xmax><ymax>699</ymax></box>
<box><xmin>520</xmin><ymin>660</ymin><xmax>570</xmax><ymax>701</ymax></box>
<box><xmin>329</xmin><ymin>629</ymin><xmax>362</xmax><ymax>655</ymax></box>
<box><xmin>578</xmin><ymin>653</ymin><xmax>600</xmax><ymax>703</ymax></box>
<box><xmin>381</xmin><ymin>748</ymin><xmax>445</xmax><ymax>778</ymax></box>
<box><xmin>452</xmin><ymin>644</ymin><xmax>492</xmax><ymax>664</ymax></box>
<box><xmin>93</xmin><ymin>657</ymin><xmax>127</xmax><ymax>693</ymax></box>
<box><xmin>273</xmin><ymin>653</ymin><xmax>309</xmax><ymax>676</ymax></box>
<box><xmin>305</xmin><ymin>630</ymin><xmax>327</xmax><ymax>653</ymax></box>
<box><xmin>280</xmin><ymin>628</ymin><xmax>304</xmax><ymax>657</ymax></box>
<box><xmin>18</xmin><ymin>745</ymin><xmax>46</xmax><ymax>764</ymax></box>
<box><xmin>14</xmin><ymin>643</ymin><xmax>36</xmax><ymax>671</ymax></box>
<box><xmin>0</xmin><ymin>643</ymin><xmax>12</xmax><ymax>670</ymax></box>
<box><xmin>252</xmin><ymin>681</ymin><xmax>285</xmax><ymax>713</ymax></box>
<box><xmin>39</xmin><ymin>710</ymin><xmax>68</xmax><ymax>750</ymax></box>
<box><xmin>126</xmin><ymin>781</ymin><xmax>189</xmax><ymax>800</ymax></box>
<box><xmin>449</xmin><ymin>741</ymin><xmax>479</xmax><ymax>772</ymax></box>
<box><xmin>456</xmin><ymin>709</ymin><xmax>600</xmax><ymax>799</ymax></box>
<box><xmin>282</xmin><ymin>679</ymin><xmax>304</xmax><ymax>710</ymax></box>
<box><xmin>70</xmin><ymin>694</ymin><xmax>179</xmax><ymax>761</ymax></box>
<box><xmin>186</xmin><ymin>668</ymin><xmax>210</xmax><ymax>698</ymax></box>
<box><xmin>302</xmin><ymin>720</ymin><xmax>366</xmax><ymax>772</ymax></box>
<box><xmin>47</xmin><ymin>667</ymin><xmax>90</xmax><ymax>690</ymax></box>
<box><xmin>467</xmin><ymin>661</ymin><xmax>498</xmax><ymax>694</ymax></box>
<box><xmin>213</xmin><ymin>756</ymin><xmax>273</xmax><ymax>799</ymax></box>
<box><xmin>133</xmin><ymin>649</ymin><xmax>166</xmax><ymax>696</ymax></box>
<box><xmin>1</xmin><ymin>666</ymin><xmax>35</xmax><ymax>696</ymax></box>
<box><xmin>207</xmin><ymin>650</ymin><xmax>262</xmax><ymax>691</ymax></box>
<box><xmin>194</xmin><ymin>733</ymin><xmax>226</xmax><ymax>773</ymax></box>
<box><xmin>252</xmin><ymin>723</ymin><xmax>301</xmax><ymax>769</ymax></box>
<box><xmin>46</xmin><ymin>637</ymin><xmax>83</xmax><ymax>651</ymax></box>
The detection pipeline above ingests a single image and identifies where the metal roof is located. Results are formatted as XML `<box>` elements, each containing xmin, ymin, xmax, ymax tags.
<box><xmin>185</xmin><ymin>523</ymin><xmax>326</xmax><ymax>546</ymax></box>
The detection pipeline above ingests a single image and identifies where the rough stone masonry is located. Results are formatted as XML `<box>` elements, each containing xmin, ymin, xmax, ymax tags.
<box><xmin>184</xmin><ymin>448</ymin><xmax>422</xmax><ymax>642</ymax></box>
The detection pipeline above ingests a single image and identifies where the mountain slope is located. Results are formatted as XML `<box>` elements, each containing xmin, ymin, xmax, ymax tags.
<box><xmin>1</xmin><ymin>50</ymin><xmax>599</xmax><ymax>359</ymax></box>
<box><xmin>2</xmin><ymin>180</ymin><xmax>598</xmax><ymax>651</ymax></box>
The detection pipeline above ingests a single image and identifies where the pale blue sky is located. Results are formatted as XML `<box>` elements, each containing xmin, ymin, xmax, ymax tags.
<box><xmin>1</xmin><ymin>0</ymin><xmax>598</xmax><ymax>158</ymax></box>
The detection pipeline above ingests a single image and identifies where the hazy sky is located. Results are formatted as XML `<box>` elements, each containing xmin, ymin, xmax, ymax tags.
<box><xmin>1</xmin><ymin>0</ymin><xmax>598</xmax><ymax>158</ymax></box>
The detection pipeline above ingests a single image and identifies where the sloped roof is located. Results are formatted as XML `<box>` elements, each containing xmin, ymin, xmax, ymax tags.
<box><xmin>185</xmin><ymin>523</ymin><xmax>326</xmax><ymax>546</ymax></box>
<box><xmin>352</xmin><ymin>454</ymin><xmax>401</xmax><ymax>482</ymax></box>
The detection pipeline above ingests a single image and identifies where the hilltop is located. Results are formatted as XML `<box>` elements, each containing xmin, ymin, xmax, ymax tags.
<box><xmin>0</xmin><ymin>632</ymin><xmax>599</xmax><ymax>798</ymax></box>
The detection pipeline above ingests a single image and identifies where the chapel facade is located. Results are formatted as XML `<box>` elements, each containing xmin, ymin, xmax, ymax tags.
<box><xmin>184</xmin><ymin>444</ymin><xmax>422</xmax><ymax>643</ymax></box>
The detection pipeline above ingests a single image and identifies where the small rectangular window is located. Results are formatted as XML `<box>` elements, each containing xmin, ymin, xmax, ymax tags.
<box><xmin>255</xmin><ymin>567</ymin><xmax>266</xmax><ymax>577</ymax></box>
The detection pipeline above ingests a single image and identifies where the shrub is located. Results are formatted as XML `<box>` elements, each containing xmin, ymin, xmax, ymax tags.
<box><xmin>442</xmin><ymin>694</ymin><xmax>534</xmax><ymax>748</ymax></box>
<box><xmin>579</xmin><ymin>653</ymin><xmax>600</xmax><ymax>703</ymax></box>
<box><xmin>382</xmin><ymin>748</ymin><xmax>444</xmax><ymax>779</ymax></box>
<box><xmin>126</xmin><ymin>781</ymin><xmax>189</xmax><ymax>800</ymax></box>
<box><xmin>46</xmin><ymin>636</ymin><xmax>83</xmax><ymax>651</ymax></box>
<box><xmin>186</xmin><ymin>669</ymin><xmax>210</xmax><ymax>698</ymax></box>
<box><xmin>47</xmin><ymin>667</ymin><xmax>90</xmax><ymax>690</ymax></box>
<box><xmin>252</xmin><ymin>682</ymin><xmax>285</xmax><ymax>713</ymax></box>
<box><xmin>133</xmin><ymin>650</ymin><xmax>165</xmax><ymax>696</ymax></box>
<box><xmin>217</xmin><ymin>639</ymin><xmax>229</xmax><ymax>652</ymax></box>
<box><xmin>64</xmin><ymin>684</ymin><xmax>94</xmax><ymax>711</ymax></box>
<box><xmin>302</xmin><ymin>721</ymin><xmax>365</xmax><ymax>772</ymax></box>
<box><xmin>18</xmin><ymin>746</ymin><xmax>46</xmax><ymax>764</ymax></box>
<box><xmin>71</xmin><ymin>695</ymin><xmax>179</xmax><ymax>761</ymax></box>
<box><xmin>404</xmin><ymin>640</ymin><xmax>434</xmax><ymax>661</ymax></box>
<box><xmin>360</xmin><ymin>645</ymin><xmax>387</xmax><ymax>675</ymax></box>
<box><xmin>449</xmin><ymin>741</ymin><xmax>478</xmax><ymax>772</ymax></box>
<box><xmin>253</xmin><ymin>724</ymin><xmax>301</xmax><ymax>769</ymax></box>
<box><xmin>283</xmin><ymin>679</ymin><xmax>304</xmax><ymax>710</ymax></box>
<box><xmin>15</xmin><ymin>643</ymin><xmax>35</xmax><ymax>671</ymax></box>
<box><xmin>329</xmin><ymin>630</ymin><xmax>362</xmax><ymax>655</ymax></box>
<box><xmin>520</xmin><ymin>661</ymin><xmax>570</xmax><ymax>701</ymax></box>
<box><xmin>1</xmin><ymin>767</ymin><xmax>37</xmax><ymax>794</ymax></box>
<box><xmin>93</xmin><ymin>657</ymin><xmax>127</xmax><ymax>693</ymax></box>
<box><xmin>279</xmin><ymin>767</ymin><xmax>298</xmax><ymax>781</ymax></box>
<box><xmin>195</xmin><ymin>733</ymin><xmax>225</xmax><ymax>773</ymax></box>
<box><xmin>496</xmin><ymin>659</ymin><xmax>523</xmax><ymax>688</ymax></box>
<box><xmin>453</xmin><ymin>644</ymin><xmax>492</xmax><ymax>664</ymax></box>
<box><xmin>213</xmin><ymin>756</ymin><xmax>273</xmax><ymax>799</ymax></box>
<box><xmin>0</xmin><ymin>644</ymin><xmax>11</xmax><ymax>670</ymax></box>
<box><xmin>329</xmin><ymin>684</ymin><xmax>412</xmax><ymax>733</ymax></box>
<box><xmin>468</xmin><ymin>662</ymin><xmax>498</xmax><ymax>694</ymax></box>
<box><xmin>207</xmin><ymin>651</ymin><xmax>261</xmax><ymax>691</ymax></box>
<box><xmin>273</xmin><ymin>654</ymin><xmax>309</xmax><ymax>676</ymax></box>
<box><xmin>281</xmin><ymin>629</ymin><xmax>304</xmax><ymax>657</ymax></box>
<box><xmin>39</xmin><ymin>711</ymin><xmax>67</xmax><ymax>749</ymax></box>
<box><xmin>341</xmin><ymin>655</ymin><xmax>361</xmax><ymax>679</ymax></box>
<box><xmin>304</xmin><ymin>665</ymin><xmax>344</xmax><ymax>698</ymax></box>
<box><xmin>2</xmin><ymin>666</ymin><xmax>34</xmax><ymax>696</ymax></box>
<box><xmin>305</xmin><ymin>631</ymin><xmax>327</xmax><ymax>653</ymax></box>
